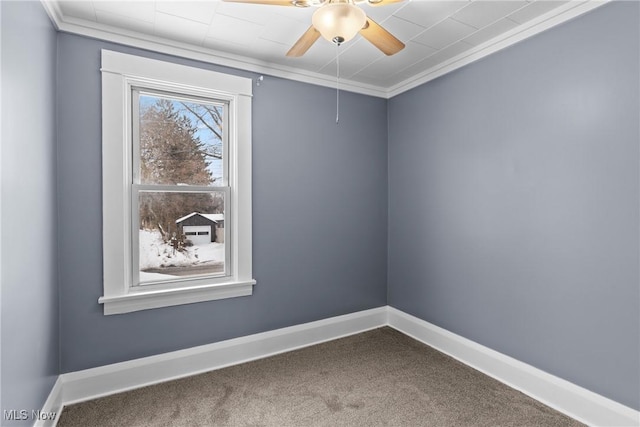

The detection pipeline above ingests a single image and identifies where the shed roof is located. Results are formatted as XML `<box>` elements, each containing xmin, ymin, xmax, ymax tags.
<box><xmin>175</xmin><ymin>212</ymin><xmax>224</xmax><ymax>224</ymax></box>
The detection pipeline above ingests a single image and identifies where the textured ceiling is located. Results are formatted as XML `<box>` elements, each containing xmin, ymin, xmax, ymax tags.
<box><xmin>48</xmin><ymin>1</ymin><xmax>602</xmax><ymax>96</ymax></box>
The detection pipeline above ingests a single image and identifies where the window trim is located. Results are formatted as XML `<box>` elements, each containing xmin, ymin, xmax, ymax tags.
<box><xmin>99</xmin><ymin>50</ymin><xmax>255</xmax><ymax>315</ymax></box>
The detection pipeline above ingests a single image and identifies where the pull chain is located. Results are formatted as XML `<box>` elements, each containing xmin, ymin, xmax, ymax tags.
<box><xmin>336</xmin><ymin>43</ymin><xmax>340</xmax><ymax>125</ymax></box>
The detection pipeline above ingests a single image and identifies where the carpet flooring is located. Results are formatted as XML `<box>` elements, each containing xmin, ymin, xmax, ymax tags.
<box><xmin>57</xmin><ymin>327</ymin><xmax>583</xmax><ymax>426</ymax></box>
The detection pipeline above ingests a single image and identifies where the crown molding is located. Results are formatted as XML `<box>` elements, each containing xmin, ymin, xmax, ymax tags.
<box><xmin>40</xmin><ymin>0</ymin><xmax>62</xmax><ymax>31</ymax></box>
<box><xmin>41</xmin><ymin>0</ymin><xmax>609</xmax><ymax>99</ymax></box>
<box><xmin>386</xmin><ymin>0</ymin><xmax>610</xmax><ymax>98</ymax></box>
<box><xmin>39</xmin><ymin>0</ymin><xmax>388</xmax><ymax>98</ymax></box>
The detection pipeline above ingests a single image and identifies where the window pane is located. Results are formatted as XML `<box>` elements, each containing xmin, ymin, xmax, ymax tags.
<box><xmin>138</xmin><ymin>93</ymin><xmax>224</xmax><ymax>186</ymax></box>
<box><xmin>138</xmin><ymin>191</ymin><xmax>226</xmax><ymax>284</ymax></box>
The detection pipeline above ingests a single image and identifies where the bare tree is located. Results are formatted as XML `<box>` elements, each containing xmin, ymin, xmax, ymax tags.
<box><xmin>180</xmin><ymin>102</ymin><xmax>223</xmax><ymax>160</ymax></box>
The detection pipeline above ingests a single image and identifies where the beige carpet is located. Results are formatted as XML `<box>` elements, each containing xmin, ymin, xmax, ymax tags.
<box><xmin>58</xmin><ymin>327</ymin><xmax>583</xmax><ymax>426</ymax></box>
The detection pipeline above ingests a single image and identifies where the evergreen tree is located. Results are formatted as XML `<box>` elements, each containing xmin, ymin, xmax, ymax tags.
<box><xmin>140</xmin><ymin>98</ymin><xmax>212</xmax><ymax>185</ymax></box>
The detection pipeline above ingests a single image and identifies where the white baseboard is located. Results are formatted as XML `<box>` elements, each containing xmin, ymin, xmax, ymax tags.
<box><xmin>60</xmin><ymin>307</ymin><xmax>387</xmax><ymax>406</ymax></box>
<box><xmin>33</xmin><ymin>376</ymin><xmax>63</xmax><ymax>427</ymax></box>
<box><xmin>38</xmin><ymin>305</ymin><xmax>639</xmax><ymax>427</ymax></box>
<box><xmin>387</xmin><ymin>306</ymin><xmax>640</xmax><ymax>427</ymax></box>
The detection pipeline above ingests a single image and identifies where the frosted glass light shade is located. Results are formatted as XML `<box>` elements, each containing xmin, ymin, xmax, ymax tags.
<box><xmin>312</xmin><ymin>3</ymin><xmax>367</xmax><ymax>45</ymax></box>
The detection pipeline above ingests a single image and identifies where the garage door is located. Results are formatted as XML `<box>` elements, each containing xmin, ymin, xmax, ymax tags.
<box><xmin>183</xmin><ymin>225</ymin><xmax>211</xmax><ymax>245</ymax></box>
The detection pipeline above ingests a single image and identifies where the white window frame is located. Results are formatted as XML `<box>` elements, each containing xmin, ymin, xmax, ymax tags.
<box><xmin>99</xmin><ymin>50</ymin><xmax>255</xmax><ymax>315</ymax></box>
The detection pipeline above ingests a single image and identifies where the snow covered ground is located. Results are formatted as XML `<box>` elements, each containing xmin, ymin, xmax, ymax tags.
<box><xmin>139</xmin><ymin>230</ymin><xmax>224</xmax><ymax>282</ymax></box>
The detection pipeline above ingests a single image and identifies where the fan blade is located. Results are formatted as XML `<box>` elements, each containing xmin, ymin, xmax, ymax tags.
<box><xmin>222</xmin><ymin>0</ymin><xmax>297</xmax><ymax>6</ymax></box>
<box><xmin>359</xmin><ymin>18</ymin><xmax>405</xmax><ymax>56</ymax></box>
<box><xmin>286</xmin><ymin>26</ymin><xmax>321</xmax><ymax>57</ymax></box>
<box><xmin>366</xmin><ymin>0</ymin><xmax>404</xmax><ymax>6</ymax></box>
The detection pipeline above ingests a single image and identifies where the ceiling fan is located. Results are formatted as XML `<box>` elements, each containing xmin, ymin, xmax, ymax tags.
<box><xmin>223</xmin><ymin>0</ymin><xmax>406</xmax><ymax>57</ymax></box>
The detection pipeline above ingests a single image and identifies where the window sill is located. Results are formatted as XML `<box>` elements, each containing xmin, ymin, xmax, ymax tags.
<box><xmin>98</xmin><ymin>279</ymin><xmax>256</xmax><ymax>315</ymax></box>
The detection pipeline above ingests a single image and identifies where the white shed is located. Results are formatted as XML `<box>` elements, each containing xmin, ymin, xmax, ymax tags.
<box><xmin>175</xmin><ymin>213</ymin><xmax>224</xmax><ymax>245</ymax></box>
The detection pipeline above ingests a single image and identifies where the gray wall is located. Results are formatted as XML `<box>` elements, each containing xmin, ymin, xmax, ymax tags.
<box><xmin>1</xmin><ymin>1</ymin><xmax>60</xmax><ymax>422</ymax></box>
<box><xmin>3</xmin><ymin>0</ymin><xmax>637</xmax><ymax>416</ymax></box>
<box><xmin>388</xmin><ymin>1</ymin><xmax>639</xmax><ymax>410</ymax></box>
<box><xmin>57</xmin><ymin>34</ymin><xmax>388</xmax><ymax>372</ymax></box>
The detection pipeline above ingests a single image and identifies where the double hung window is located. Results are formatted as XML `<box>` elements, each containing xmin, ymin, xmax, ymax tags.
<box><xmin>100</xmin><ymin>50</ymin><xmax>254</xmax><ymax>315</ymax></box>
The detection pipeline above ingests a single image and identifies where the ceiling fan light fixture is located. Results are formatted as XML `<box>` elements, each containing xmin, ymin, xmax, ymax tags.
<box><xmin>312</xmin><ymin>2</ymin><xmax>366</xmax><ymax>45</ymax></box>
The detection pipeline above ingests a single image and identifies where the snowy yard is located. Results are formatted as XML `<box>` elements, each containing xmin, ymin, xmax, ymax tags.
<box><xmin>139</xmin><ymin>229</ymin><xmax>224</xmax><ymax>282</ymax></box>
